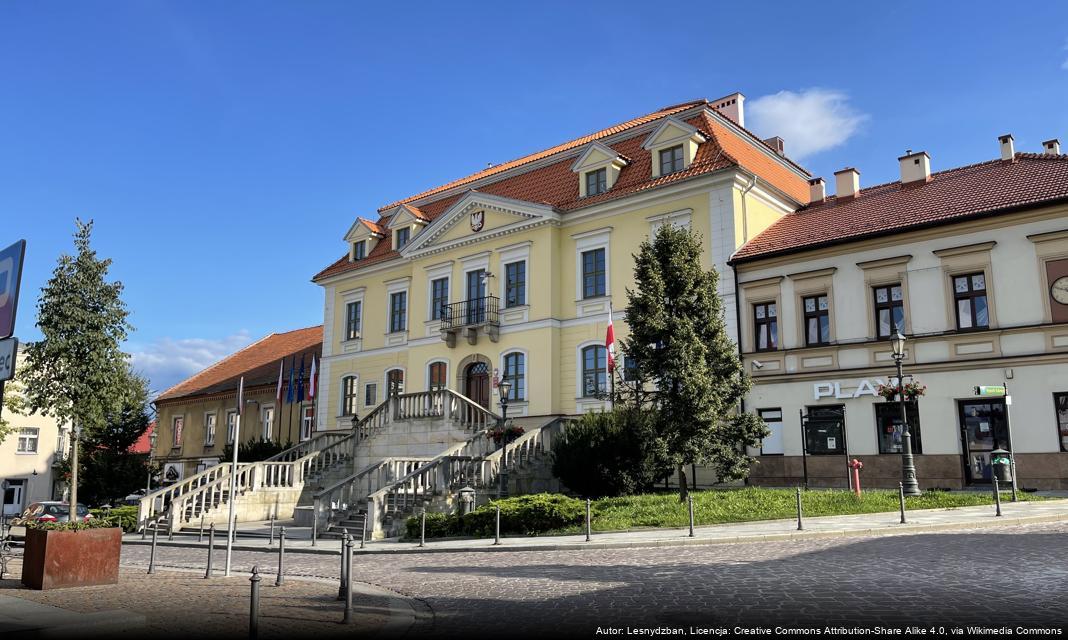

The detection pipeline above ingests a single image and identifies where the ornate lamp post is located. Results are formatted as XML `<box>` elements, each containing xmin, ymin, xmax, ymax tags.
<box><xmin>496</xmin><ymin>378</ymin><xmax>512</xmax><ymax>500</ymax></box>
<box><xmin>146</xmin><ymin>425</ymin><xmax>158</xmax><ymax>494</ymax></box>
<box><xmin>890</xmin><ymin>331</ymin><xmax>921</xmax><ymax>497</ymax></box>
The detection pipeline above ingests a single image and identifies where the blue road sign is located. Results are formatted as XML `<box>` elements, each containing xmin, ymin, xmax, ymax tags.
<box><xmin>0</xmin><ymin>240</ymin><xmax>27</xmax><ymax>340</ymax></box>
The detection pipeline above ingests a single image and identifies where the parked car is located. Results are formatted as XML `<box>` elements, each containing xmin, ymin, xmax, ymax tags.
<box><xmin>13</xmin><ymin>502</ymin><xmax>93</xmax><ymax>525</ymax></box>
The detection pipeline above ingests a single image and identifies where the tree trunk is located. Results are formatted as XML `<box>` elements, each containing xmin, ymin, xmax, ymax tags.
<box><xmin>676</xmin><ymin>464</ymin><xmax>689</xmax><ymax>502</ymax></box>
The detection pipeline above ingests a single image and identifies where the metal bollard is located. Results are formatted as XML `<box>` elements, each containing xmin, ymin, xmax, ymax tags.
<box><xmin>419</xmin><ymin>510</ymin><xmax>426</xmax><ymax>548</ymax></box>
<box><xmin>337</xmin><ymin>533</ymin><xmax>349</xmax><ymax>601</ymax></box>
<box><xmin>342</xmin><ymin>536</ymin><xmax>354</xmax><ymax>624</ymax></box>
<box><xmin>148</xmin><ymin>521</ymin><xmax>159</xmax><ymax>574</ymax></box>
<box><xmin>205</xmin><ymin>523</ymin><xmax>215</xmax><ymax>578</ymax></box>
<box><xmin>795</xmin><ymin>486</ymin><xmax>804</xmax><ymax>531</ymax></box>
<box><xmin>1010</xmin><ymin>458</ymin><xmax>1019</xmax><ymax>502</ymax></box>
<box><xmin>493</xmin><ymin>505</ymin><xmax>501</xmax><ymax>546</ymax></box>
<box><xmin>585</xmin><ymin>498</ymin><xmax>592</xmax><ymax>542</ymax></box>
<box><xmin>199</xmin><ymin>513</ymin><xmax>205</xmax><ymax>542</ymax></box>
<box><xmin>249</xmin><ymin>566</ymin><xmax>262</xmax><ymax>639</ymax></box>
<box><xmin>687</xmin><ymin>495</ymin><xmax>695</xmax><ymax>538</ymax></box>
<box><xmin>993</xmin><ymin>476</ymin><xmax>1003</xmax><ymax>517</ymax></box>
<box><xmin>275</xmin><ymin>526</ymin><xmax>286</xmax><ymax>586</ymax></box>
<box><xmin>898</xmin><ymin>483</ymin><xmax>907</xmax><ymax>524</ymax></box>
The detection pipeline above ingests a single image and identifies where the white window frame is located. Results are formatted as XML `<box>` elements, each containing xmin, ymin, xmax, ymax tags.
<box><xmin>424</xmin><ymin>261</ymin><xmax>453</xmax><ymax>321</ymax></box>
<box><xmin>426</xmin><ymin>359</ymin><xmax>449</xmax><ymax>391</ymax></box>
<box><xmin>758</xmin><ymin>408</ymin><xmax>785</xmax><ymax>455</ymax></box>
<box><xmin>340</xmin><ymin>375</ymin><xmax>359</xmax><ymax>416</ymax></box>
<box><xmin>16</xmin><ymin>427</ymin><xmax>40</xmax><ymax>454</ymax></box>
<box><xmin>364</xmin><ymin>382</ymin><xmax>378</xmax><ymax>407</ymax></box>
<box><xmin>384</xmin><ymin>367</ymin><xmax>406</xmax><ymax>396</ymax></box>
<box><xmin>573</xmin><ymin>228</ymin><xmax>612</xmax><ymax>302</ymax></box>
<box><xmin>300</xmin><ymin>406</ymin><xmax>315</xmax><ymax>442</ymax></box>
<box><xmin>574</xmin><ymin>340</ymin><xmax>610</xmax><ymax>399</ymax></box>
<box><xmin>498</xmin><ymin>349</ymin><xmax>528</xmax><ymax>407</ymax></box>
<box><xmin>203</xmin><ymin>412</ymin><xmax>217</xmax><ymax>447</ymax></box>
<box><xmin>384</xmin><ymin>278</ymin><xmax>411</xmax><ymax>340</ymax></box>
<box><xmin>260</xmin><ymin>404</ymin><xmax>275</xmax><ymax>442</ymax></box>
<box><xmin>647</xmin><ymin>208</ymin><xmax>693</xmax><ymax>233</ymax></box>
<box><xmin>226</xmin><ymin>410</ymin><xmax>238</xmax><ymax>444</ymax></box>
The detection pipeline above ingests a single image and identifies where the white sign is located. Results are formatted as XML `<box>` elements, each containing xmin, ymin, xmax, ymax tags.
<box><xmin>813</xmin><ymin>378</ymin><xmax>889</xmax><ymax>401</ymax></box>
<box><xmin>0</xmin><ymin>337</ymin><xmax>16</xmax><ymax>382</ymax></box>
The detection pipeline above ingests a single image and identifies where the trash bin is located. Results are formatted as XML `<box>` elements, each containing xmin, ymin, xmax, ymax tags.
<box><xmin>457</xmin><ymin>486</ymin><xmax>476</xmax><ymax>515</ymax></box>
<box><xmin>990</xmin><ymin>448</ymin><xmax>1013</xmax><ymax>483</ymax></box>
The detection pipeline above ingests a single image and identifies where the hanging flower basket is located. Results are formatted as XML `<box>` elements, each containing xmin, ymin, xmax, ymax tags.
<box><xmin>486</xmin><ymin>425</ymin><xmax>525</xmax><ymax>446</ymax></box>
<box><xmin>876</xmin><ymin>381</ymin><xmax>927</xmax><ymax>402</ymax></box>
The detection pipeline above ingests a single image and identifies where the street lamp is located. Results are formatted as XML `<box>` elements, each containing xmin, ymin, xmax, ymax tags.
<box><xmin>890</xmin><ymin>331</ymin><xmax>921</xmax><ymax>497</ymax></box>
<box><xmin>146</xmin><ymin>425</ymin><xmax>158</xmax><ymax>494</ymax></box>
<box><xmin>496</xmin><ymin>378</ymin><xmax>512</xmax><ymax>500</ymax></box>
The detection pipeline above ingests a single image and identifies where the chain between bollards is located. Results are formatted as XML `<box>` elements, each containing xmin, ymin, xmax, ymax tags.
<box><xmin>993</xmin><ymin>476</ymin><xmax>1003</xmax><ymax>517</ymax></box>
<box><xmin>275</xmin><ymin>526</ymin><xmax>286</xmax><ymax>586</ymax></box>
<box><xmin>148</xmin><ymin>520</ymin><xmax>158</xmax><ymax>574</ymax></box>
<box><xmin>585</xmin><ymin>498</ymin><xmax>592</xmax><ymax>542</ymax></box>
<box><xmin>419</xmin><ymin>510</ymin><xmax>426</xmax><ymax>548</ymax></box>
<box><xmin>205</xmin><ymin>523</ymin><xmax>215</xmax><ymax>576</ymax></box>
<box><xmin>898</xmin><ymin>483</ymin><xmax>907</xmax><ymax>524</ymax></box>
<box><xmin>493</xmin><ymin>505</ymin><xmax>501</xmax><ymax>546</ymax></box>
<box><xmin>687</xmin><ymin>495</ymin><xmax>695</xmax><ymax>538</ymax></box>
<box><xmin>342</xmin><ymin>535</ymin><xmax>354</xmax><ymax>624</ymax></box>
<box><xmin>795</xmin><ymin>486</ymin><xmax>804</xmax><ymax>531</ymax></box>
<box><xmin>337</xmin><ymin>532</ymin><xmax>349</xmax><ymax>601</ymax></box>
<box><xmin>249</xmin><ymin>566</ymin><xmax>261</xmax><ymax>639</ymax></box>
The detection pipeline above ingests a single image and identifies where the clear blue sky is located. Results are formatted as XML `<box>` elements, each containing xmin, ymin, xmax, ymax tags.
<box><xmin>3</xmin><ymin>1</ymin><xmax>1067</xmax><ymax>394</ymax></box>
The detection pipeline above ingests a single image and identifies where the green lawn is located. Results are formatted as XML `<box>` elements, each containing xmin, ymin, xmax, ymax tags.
<box><xmin>557</xmin><ymin>487</ymin><xmax>1046</xmax><ymax>534</ymax></box>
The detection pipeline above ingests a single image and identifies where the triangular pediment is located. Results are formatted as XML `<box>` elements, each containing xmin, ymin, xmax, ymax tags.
<box><xmin>400</xmin><ymin>191</ymin><xmax>560</xmax><ymax>258</ymax></box>
<box><xmin>384</xmin><ymin>204</ymin><xmax>430</xmax><ymax>229</ymax></box>
<box><xmin>571</xmin><ymin>141</ymin><xmax>629</xmax><ymax>173</ymax></box>
<box><xmin>642</xmin><ymin>116</ymin><xmax>706</xmax><ymax>150</ymax></box>
<box><xmin>343</xmin><ymin>217</ymin><xmax>386</xmax><ymax>243</ymax></box>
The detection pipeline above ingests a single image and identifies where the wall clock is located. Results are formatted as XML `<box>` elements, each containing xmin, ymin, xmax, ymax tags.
<box><xmin>1052</xmin><ymin>276</ymin><xmax>1068</xmax><ymax>305</ymax></box>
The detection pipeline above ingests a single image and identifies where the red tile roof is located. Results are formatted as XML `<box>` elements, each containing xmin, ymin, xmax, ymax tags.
<box><xmin>128</xmin><ymin>421</ymin><xmax>155</xmax><ymax>454</ymax></box>
<box><xmin>731</xmin><ymin>153</ymin><xmax>1068</xmax><ymax>262</ymax></box>
<box><xmin>314</xmin><ymin>100</ymin><xmax>811</xmax><ymax>282</ymax></box>
<box><xmin>155</xmin><ymin>326</ymin><xmax>323</xmax><ymax>403</ymax></box>
<box><xmin>357</xmin><ymin>217</ymin><xmax>386</xmax><ymax>236</ymax></box>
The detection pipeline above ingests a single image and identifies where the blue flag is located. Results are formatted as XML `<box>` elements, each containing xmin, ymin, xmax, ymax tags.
<box><xmin>286</xmin><ymin>356</ymin><xmax>295</xmax><ymax>404</ymax></box>
<box><xmin>296</xmin><ymin>355</ymin><xmax>306</xmax><ymax>403</ymax></box>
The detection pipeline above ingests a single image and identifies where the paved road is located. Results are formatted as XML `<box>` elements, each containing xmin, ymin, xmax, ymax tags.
<box><xmin>121</xmin><ymin>521</ymin><xmax>1068</xmax><ymax>636</ymax></box>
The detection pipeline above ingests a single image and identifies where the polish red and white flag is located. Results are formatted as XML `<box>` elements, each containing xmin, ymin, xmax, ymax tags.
<box><xmin>308</xmin><ymin>355</ymin><xmax>318</xmax><ymax>400</ymax></box>
<box><xmin>606</xmin><ymin>305</ymin><xmax>616</xmax><ymax>373</ymax></box>
<box><xmin>275</xmin><ymin>360</ymin><xmax>284</xmax><ymax>403</ymax></box>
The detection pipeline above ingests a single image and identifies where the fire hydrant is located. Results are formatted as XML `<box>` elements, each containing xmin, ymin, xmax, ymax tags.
<box><xmin>848</xmin><ymin>459</ymin><xmax>864</xmax><ymax>497</ymax></box>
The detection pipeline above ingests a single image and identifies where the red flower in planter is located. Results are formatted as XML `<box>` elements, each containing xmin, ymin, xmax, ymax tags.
<box><xmin>486</xmin><ymin>425</ymin><xmax>525</xmax><ymax>445</ymax></box>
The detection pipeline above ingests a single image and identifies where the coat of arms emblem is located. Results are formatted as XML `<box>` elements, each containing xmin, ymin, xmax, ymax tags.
<box><xmin>470</xmin><ymin>210</ymin><xmax>485</xmax><ymax>232</ymax></box>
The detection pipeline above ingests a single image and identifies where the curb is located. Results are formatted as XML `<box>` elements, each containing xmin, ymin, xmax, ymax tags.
<box><xmin>121</xmin><ymin>509</ymin><xmax>1068</xmax><ymax>556</ymax></box>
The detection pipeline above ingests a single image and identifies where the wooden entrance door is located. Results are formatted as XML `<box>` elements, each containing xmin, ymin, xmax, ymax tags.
<box><xmin>464</xmin><ymin>361</ymin><xmax>490</xmax><ymax>409</ymax></box>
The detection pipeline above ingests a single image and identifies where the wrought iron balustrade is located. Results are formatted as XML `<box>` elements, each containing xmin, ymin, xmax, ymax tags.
<box><xmin>439</xmin><ymin>295</ymin><xmax>500</xmax><ymax>331</ymax></box>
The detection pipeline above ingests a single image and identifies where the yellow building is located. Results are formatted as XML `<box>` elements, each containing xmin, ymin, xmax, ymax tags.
<box><xmin>312</xmin><ymin>94</ymin><xmax>812</xmax><ymax>430</ymax></box>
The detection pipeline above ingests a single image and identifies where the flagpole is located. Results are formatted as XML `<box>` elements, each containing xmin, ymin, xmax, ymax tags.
<box><xmin>224</xmin><ymin>376</ymin><xmax>244</xmax><ymax>577</ymax></box>
<box><xmin>608</xmin><ymin>302</ymin><xmax>615</xmax><ymax>410</ymax></box>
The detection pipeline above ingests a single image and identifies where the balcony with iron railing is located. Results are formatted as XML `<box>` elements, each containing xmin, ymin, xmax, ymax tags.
<box><xmin>439</xmin><ymin>295</ymin><xmax>500</xmax><ymax>346</ymax></box>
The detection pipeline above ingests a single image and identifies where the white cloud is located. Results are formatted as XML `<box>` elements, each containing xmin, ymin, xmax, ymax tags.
<box><xmin>747</xmin><ymin>88</ymin><xmax>869</xmax><ymax>160</ymax></box>
<box><xmin>130</xmin><ymin>331</ymin><xmax>255</xmax><ymax>397</ymax></box>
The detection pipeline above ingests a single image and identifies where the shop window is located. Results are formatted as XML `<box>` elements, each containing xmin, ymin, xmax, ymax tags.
<box><xmin>803</xmin><ymin>405</ymin><xmax>844</xmax><ymax>455</ymax></box>
<box><xmin>874</xmin><ymin>401</ymin><xmax>922</xmax><ymax>454</ymax></box>
<box><xmin>759</xmin><ymin>409</ymin><xmax>784</xmax><ymax>455</ymax></box>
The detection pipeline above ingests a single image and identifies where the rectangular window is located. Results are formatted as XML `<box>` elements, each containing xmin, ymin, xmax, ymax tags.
<box><xmin>226</xmin><ymin>410</ymin><xmax>238</xmax><ymax>444</ymax></box>
<box><xmin>301</xmin><ymin>406</ymin><xmax>315</xmax><ymax>442</ymax></box>
<box><xmin>390</xmin><ymin>291</ymin><xmax>407</xmax><ymax>333</ymax></box>
<box><xmin>16</xmin><ymin>427</ymin><xmax>39</xmax><ymax>454</ymax></box>
<box><xmin>345</xmin><ymin>301</ymin><xmax>361</xmax><ymax>340</ymax></box>
<box><xmin>953</xmin><ymin>272</ymin><xmax>989</xmax><ymax>330</ymax></box>
<box><xmin>753</xmin><ymin>302</ymin><xmax>778</xmax><ymax>351</ymax></box>
<box><xmin>342</xmin><ymin>377</ymin><xmax>358</xmax><ymax>416</ymax></box>
<box><xmin>503</xmin><ymin>352</ymin><xmax>526</xmax><ymax>401</ymax></box>
<box><xmin>875</xmin><ymin>401</ymin><xmax>922</xmax><ymax>454</ymax></box>
<box><xmin>582</xmin><ymin>345</ymin><xmax>607</xmax><ymax>397</ymax></box>
<box><xmin>581</xmin><ymin>248</ymin><xmax>606</xmax><ymax>299</ymax></box>
<box><xmin>874</xmin><ymin>284</ymin><xmax>905</xmax><ymax>338</ymax></box>
<box><xmin>622</xmin><ymin>355</ymin><xmax>639</xmax><ymax>382</ymax></box>
<box><xmin>758</xmin><ymin>409</ymin><xmax>784</xmax><ymax>455</ymax></box>
<box><xmin>428</xmin><ymin>362</ymin><xmax>447</xmax><ymax>391</ymax></box>
<box><xmin>803</xmin><ymin>405</ymin><xmax>845</xmax><ymax>455</ymax></box>
<box><xmin>172</xmin><ymin>417</ymin><xmax>184</xmax><ymax>447</ymax></box>
<box><xmin>365</xmin><ymin>383</ymin><xmax>378</xmax><ymax>407</ymax></box>
<box><xmin>1055</xmin><ymin>393</ymin><xmax>1068</xmax><ymax>453</ymax></box>
<box><xmin>505</xmin><ymin>261</ymin><xmax>526</xmax><ymax>307</ymax></box>
<box><xmin>204</xmin><ymin>413</ymin><xmax>217</xmax><ymax>447</ymax></box>
<box><xmin>396</xmin><ymin>227</ymin><xmax>410</xmax><ymax>249</ymax></box>
<box><xmin>803</xmin><ymin>294</ymin><xmax>831</xmax><ymax>346</ymax></box>
<box><xmin>659</xmin><ymin>144</ymin><xmax>684</xmax><ymax>176</ymax></box>
<box><xmin>352</xmin><ymin>240</ymin><xmax>366</xmax><ymax>261</ymax></box>
<box><xmin>431</xmin><ymin>278</ymin><xmax>449</xmax><ymax>320</ymax></box>
<box><xmin>585</xmin><ymin>168</ymin><xmax>607</xmax><ymax>196</ymax></box>
<box><xmin>261</xmin><ymin>406</ymin><xmax>274</xmax><ymax>441</ymax></box>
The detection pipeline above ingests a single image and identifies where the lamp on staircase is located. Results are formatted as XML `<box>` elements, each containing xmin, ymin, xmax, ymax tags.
<box><xmin>497</xmin><ymin>378</ymin><xmax>512</xmax><ymax>500</ymax></box>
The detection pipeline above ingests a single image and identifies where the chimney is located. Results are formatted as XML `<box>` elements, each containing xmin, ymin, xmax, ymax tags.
<box><xmin>711</xmin><ymin>92</ymin><xmax>745</xmax><ymax>127</ymax></box>
<box><xmin>1043</xmin><ymin>139</ymin><xmax>1061</xmax><ymax>155</ymax></box>
<box><xmin>999</xmin><ymin>134</ymin><xmax>1015</xmax><ymax>162</ymax></box>
<box><xmin>834</xmin><ymin>168</ymin><xmax>861</xmax><ymax>200</ymax></box>
<box><xmin>898</xmin><ymin>150</ymin><xmax>931</xmax><ymax>184</ymax></box>
<box><xmin>763</xmin><ymin>136</ymin><xmax>785</xmax><ymax>156</ymax></box>
<box><xmin>808</xmin><ymin>177</ymin><xmax>826</xmax><ymax>204</ymax></box>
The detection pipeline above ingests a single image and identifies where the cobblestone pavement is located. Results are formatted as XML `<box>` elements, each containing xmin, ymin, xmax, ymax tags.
<box><xmin>114</xmin><ymin>521</ymin><xmax>1068</xmax><ymax>637</ymax></box>
<box><xmin>0</xmin><ymin>561</ymin><xmax>393</xmax><ymax>638</ymax></box>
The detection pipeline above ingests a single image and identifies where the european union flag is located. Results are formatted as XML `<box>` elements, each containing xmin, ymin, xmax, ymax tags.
<box><xmin>285</xmin><ymin>356</ymin><xmax>295</xmax><ymax>404</ymax></box>
<box><xmin>296</xmin><ymin>355</ymin><xmax>306</xmax><ymax>403</ymax></box>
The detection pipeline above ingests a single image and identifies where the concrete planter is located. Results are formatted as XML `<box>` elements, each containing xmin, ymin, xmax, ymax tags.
<box><xmin>21</xmin><ymin>527</ymin><xmax>122</xmax><ymax>590</ymax></box>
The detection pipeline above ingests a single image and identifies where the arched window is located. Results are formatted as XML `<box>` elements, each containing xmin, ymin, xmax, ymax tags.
<box><xmin>386</xmin><ymin>369</ymin><xmax>405</xmax><ymax>396</ymax></box>
<box><xmin>581</xmin><ymin>345</ymin><xmax>607</xmax><ymax>398</ymax></box>
<box><xmin>341</xmin><ymin>376</ymin><xmax>358</xmax><ymax>416</ymax></box>
<box><xmin>428</xmin><ymin>362</ymin><xmax>447</xmax><ymax>391</ymax></box>
<box><xmin>502</xmin><ymin>352</ymin><xmax>525</xmax><ymax>402</ymax></box>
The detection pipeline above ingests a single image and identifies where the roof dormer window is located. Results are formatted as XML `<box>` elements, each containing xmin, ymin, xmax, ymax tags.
<box><xmin>659</xmin><ymin>145</ymin><xmax>685</xmax><ymax>176</ymax></box>
<box><xmin>352</xmin><ymin>240</ymin><xmax>366</xmax><ymax>261</ymax></box>
<box><xmin>585</xmin><ymin>168</ymin><xmax>607</xmax><ymax>196</ymax></box>
<box><xmin>395</xmin><ymin>227</ymin><xmax>411</xmax><ymax>250</ymax></box>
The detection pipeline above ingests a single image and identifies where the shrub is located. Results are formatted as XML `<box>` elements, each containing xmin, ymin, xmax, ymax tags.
<box><xmin>90</xmin><ymin>505</ymin><xmax>139</xmax><ymax>532</ymax></box>
<box><xmin>551</xmin><ymin>408</ymin><xmax>670</xmax><ymax>498</ymax></box>
<box><xmin>28</xmin><ymin>518</ymin><xmax>117</xmax><ymax>531</ymax></box>
<box><xmin>403</xmin><ymin>494</ymin><xmax>587</xmax><ymax>539</ymax></box>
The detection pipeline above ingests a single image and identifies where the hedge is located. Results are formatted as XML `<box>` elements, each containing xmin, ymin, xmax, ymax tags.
<box><xmin>90</xmin><ymin>505</ymin><xmax>139</xmax><ymax>532</ymax></box>
<box><xmin>405</xmin><ymin>494</ymin><xmax>586</xmax><ymax>539</ymax></box>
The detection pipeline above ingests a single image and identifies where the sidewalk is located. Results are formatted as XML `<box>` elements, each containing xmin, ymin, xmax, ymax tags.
<box><xmin>121</xmin><ymin>497</ymin><xmax>1068</xmax><ymax>555</ymax></box>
